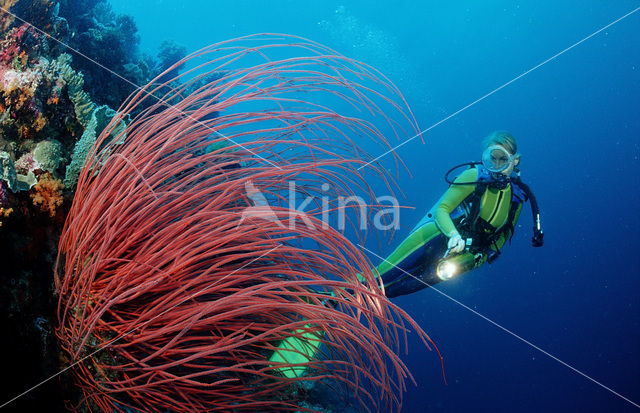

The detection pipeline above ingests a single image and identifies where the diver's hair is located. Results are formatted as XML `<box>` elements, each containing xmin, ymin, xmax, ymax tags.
<box><xmin>483</xmin><ymin>130</ymin><xmax>518</xmax><ymax>155</ymax></box>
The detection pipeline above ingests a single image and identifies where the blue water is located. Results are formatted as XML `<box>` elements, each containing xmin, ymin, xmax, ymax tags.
<box><xmin>108</xmin><ymin>1</ymin><xmax>640</xmax><ymax>411</ymax></box>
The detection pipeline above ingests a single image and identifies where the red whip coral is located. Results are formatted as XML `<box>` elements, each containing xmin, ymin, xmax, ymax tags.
<box><xmin>55</xmin><ymin>34</ymin><xmax>439</xmax><ymax>412</ymax></box>
<box><xmin>30</xmin><ymin>171</ymin><xmax>63</xmax><ymax>217</ymax></box>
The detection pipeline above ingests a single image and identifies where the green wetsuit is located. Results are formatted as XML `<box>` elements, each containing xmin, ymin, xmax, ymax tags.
<box><xmin>270</xmin><ymin>168</ymin><xmax>530</xmax><ymax>375</ymax></box>
<box><xmin>270</xmin><ymin>169</ymin><xmax>527</xmax><ymax>376</ymax></box>
<box><xmin>379</xmin><ymin>168</ymin><xmax>523</xmax><ymax>297</ymax></box>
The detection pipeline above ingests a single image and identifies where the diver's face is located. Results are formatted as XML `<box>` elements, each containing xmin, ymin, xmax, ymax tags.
<box><xmin>499</xmin><ymin>147</ymin><xmax>519</xmax><ymax>176</ymax></box>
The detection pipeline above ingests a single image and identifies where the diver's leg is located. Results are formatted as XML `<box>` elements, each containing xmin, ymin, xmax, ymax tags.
<box><xmin>377</xmin><ymin>221</ymin><xmax>446</xmax><ymax>297</ymax></box>
<box><xmin>382</xmin><ymin>234</ymin><xmax>448</xmax><ymax>297</ymax></box>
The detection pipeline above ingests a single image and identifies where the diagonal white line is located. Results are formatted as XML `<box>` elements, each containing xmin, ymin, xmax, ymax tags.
<box><xmin>358</xmin><ymin>5</ymin><xmax>640</xmax><ymax>170</ymax></box>
<box><xmin>358</xmin><ymin>244</ymin><xmax>640</xmax><ymax>409</ymax></box>
<box><xmin>0</xmin><ymin>244</ymin><xmax>281</xmax><ymax>408</ymax></box>
<box><xmin>0</xmin><ymin>6</ymin><xmax>283</xmax><ymax>169</ymax></box>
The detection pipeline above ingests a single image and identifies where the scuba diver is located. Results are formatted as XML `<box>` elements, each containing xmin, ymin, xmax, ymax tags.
<box><xmin>270</xmin><ymin>131</ymin><xmax>543</xmax><ymax>377</ymax></box>
<box><xmin>379</xmin><ymin>131</ymin><xmax>544</xmax><ymax>298</ymax></box>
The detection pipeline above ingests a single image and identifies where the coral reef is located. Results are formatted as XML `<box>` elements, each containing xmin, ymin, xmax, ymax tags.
<box><xmin>0</xmin><ymin>50</ymin><xmax>90</xmax><ymax>192</ymax></box>
<box><xmin>0</xmin><ymin>2</ymin><xmax>106</xmax><ymax>410</ymax></box>
<box><xmin>64</xmin><ymin>104</ymin><xmax>124</xmax><ymax>188</ymax></box>
<box><xmin>0</xmin><ymin>150</ymin><xmax>18</xmax><ymax>190</ymax></box>
<box><xmin>45</xmin><ymin>53</ymin><xmax>96</xmax><ymax>127</ymax></box>
<box><xmin>32</xmin><ymin>139</ymin><xmax>62</xmax><ymax>174</ymax></box>
<box><xmin>14</xmin><ymin>151</ymin><xmax>38</xmax><ymax>189</ymax></box>
<box><xmin>0</xmin><ymin>0</ymin><xmax>20</xmax><ymax>31</ymax></box>
<box><xmin>50</xmin><ymin>1</ymin><xmax>191</xmax><ymax>109</ymax></box>
<box><xmin>0</xmin><ymin>0</ymin><xmax>190</xmax><ymax>407</ymax></box>
<box><xmin>0</xmin><ymin>20</ymin><xmax>41</xmax><ymax>67</ymax></box>
<box><xmin>0</xmin><ymin>179</ymin><xmax>7</xmax><ymax>204</ymax></box>
<box><xmin>54</xmin><ymin>0</ymin><xmax>149</xmax><ymax>108</ymax></box>
<box><xmin>15</xmin><ymin>150</ymin><xmax>40</xmax><ymax>174</ymax></box>
<box><xmin>0</xmin><ymin>175</ymin><xmax>11</xmax><ymax>227</ymax></box>
<box><xmin>0</xmin><ymin>23</ymin><xmax>48</xmax><ymax>141</ymax></box>
<box><xmin>0</xmin><ymin>205</ymin><xmax>13</xmax><ymax>226</ymax></box>
<box><xmin>30</xmin><ymin>171</ymin><xmax>63</xmax><ymax>216</ymax></box>
<box><xmin>6</xmin><ymin>0</ymin><xmax>60</xmax><ymax>31</ymax></box>
<box><xmin>156</xmin><ymin>39</ymin><xmax>187</xmax><ymax>81</ymax></box>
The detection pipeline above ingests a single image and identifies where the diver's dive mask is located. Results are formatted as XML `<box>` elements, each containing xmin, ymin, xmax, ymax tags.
<box><xmin>481</xmin><ymin>145</ymin><xmax>516</xmax><ymax>173</ymax></box>
<box><xmin>481</xmin><ymin>145</ymin><xmax>517</xmax><ymax>189</ymax></box>
<box><xmin>445</xmin><ymin>145</ymin><xmax>518</xmax><ymax>189</ymax></box>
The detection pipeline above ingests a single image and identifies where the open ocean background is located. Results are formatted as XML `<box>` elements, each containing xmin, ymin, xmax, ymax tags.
<box><xmin>106</xmin><ymin>1</ymin><xmax>640</xmax><ymax>411</ymax></box>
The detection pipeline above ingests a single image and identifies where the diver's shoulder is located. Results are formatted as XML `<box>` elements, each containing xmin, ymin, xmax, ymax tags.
<box><xmin>455</xmin><ymin>167</ymin><xmax>478</xmax><ymax>182</ymax></box>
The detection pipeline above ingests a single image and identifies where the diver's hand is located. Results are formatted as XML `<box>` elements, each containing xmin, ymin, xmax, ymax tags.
<box><xmin>447</xmin><ymin>232</ymin><xmax>465</xmax><ymax>254</ymax></box>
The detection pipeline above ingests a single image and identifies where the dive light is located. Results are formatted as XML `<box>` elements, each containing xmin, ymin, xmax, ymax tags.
<box><xmin>436</xmin><ymin>252</ymin><xmax>476</xmax><ymax>281</ymax></box>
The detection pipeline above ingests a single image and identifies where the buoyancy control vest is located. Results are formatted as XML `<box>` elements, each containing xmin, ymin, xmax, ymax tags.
<box><xmin>449</xmin><ymin>165</ymin><xmax>543</xmax><ymax>254</ymax></box>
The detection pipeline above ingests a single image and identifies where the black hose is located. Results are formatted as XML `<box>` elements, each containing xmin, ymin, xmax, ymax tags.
<box><xmin>444</xmin><ymin>161</ymin><xmax>482</xmax><ymax>185</ymax></box>
<box><xmin>512</xmin><ymin>177</ymin><xmax>544</xmax><ymax>247</ymax></box>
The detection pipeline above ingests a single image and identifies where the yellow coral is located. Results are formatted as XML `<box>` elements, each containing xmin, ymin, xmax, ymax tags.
<box><xmin>33</xmin><ymin>113</ymin><xmax>46</xmax><ymax>131</ymax></box>
<box><xmin>0</xmin><ymin>206</ymin><xmax>13</xmax><ymax>227</ymax></box>
<box><xmin>31</xmin><ymin>172</ymin><xmax>64</xmax><ymax>217</ymax></box>
<box><xmin>19</xmin><ymin>50</ymin><xmax>27</xmax><ymax>67</ymax></box>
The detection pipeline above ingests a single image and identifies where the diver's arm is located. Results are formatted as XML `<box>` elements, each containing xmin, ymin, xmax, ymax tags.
<box><xmin>433</xmin><ymin>168</ymin><xmax>477</xmax><ymax>237</ymax></box>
